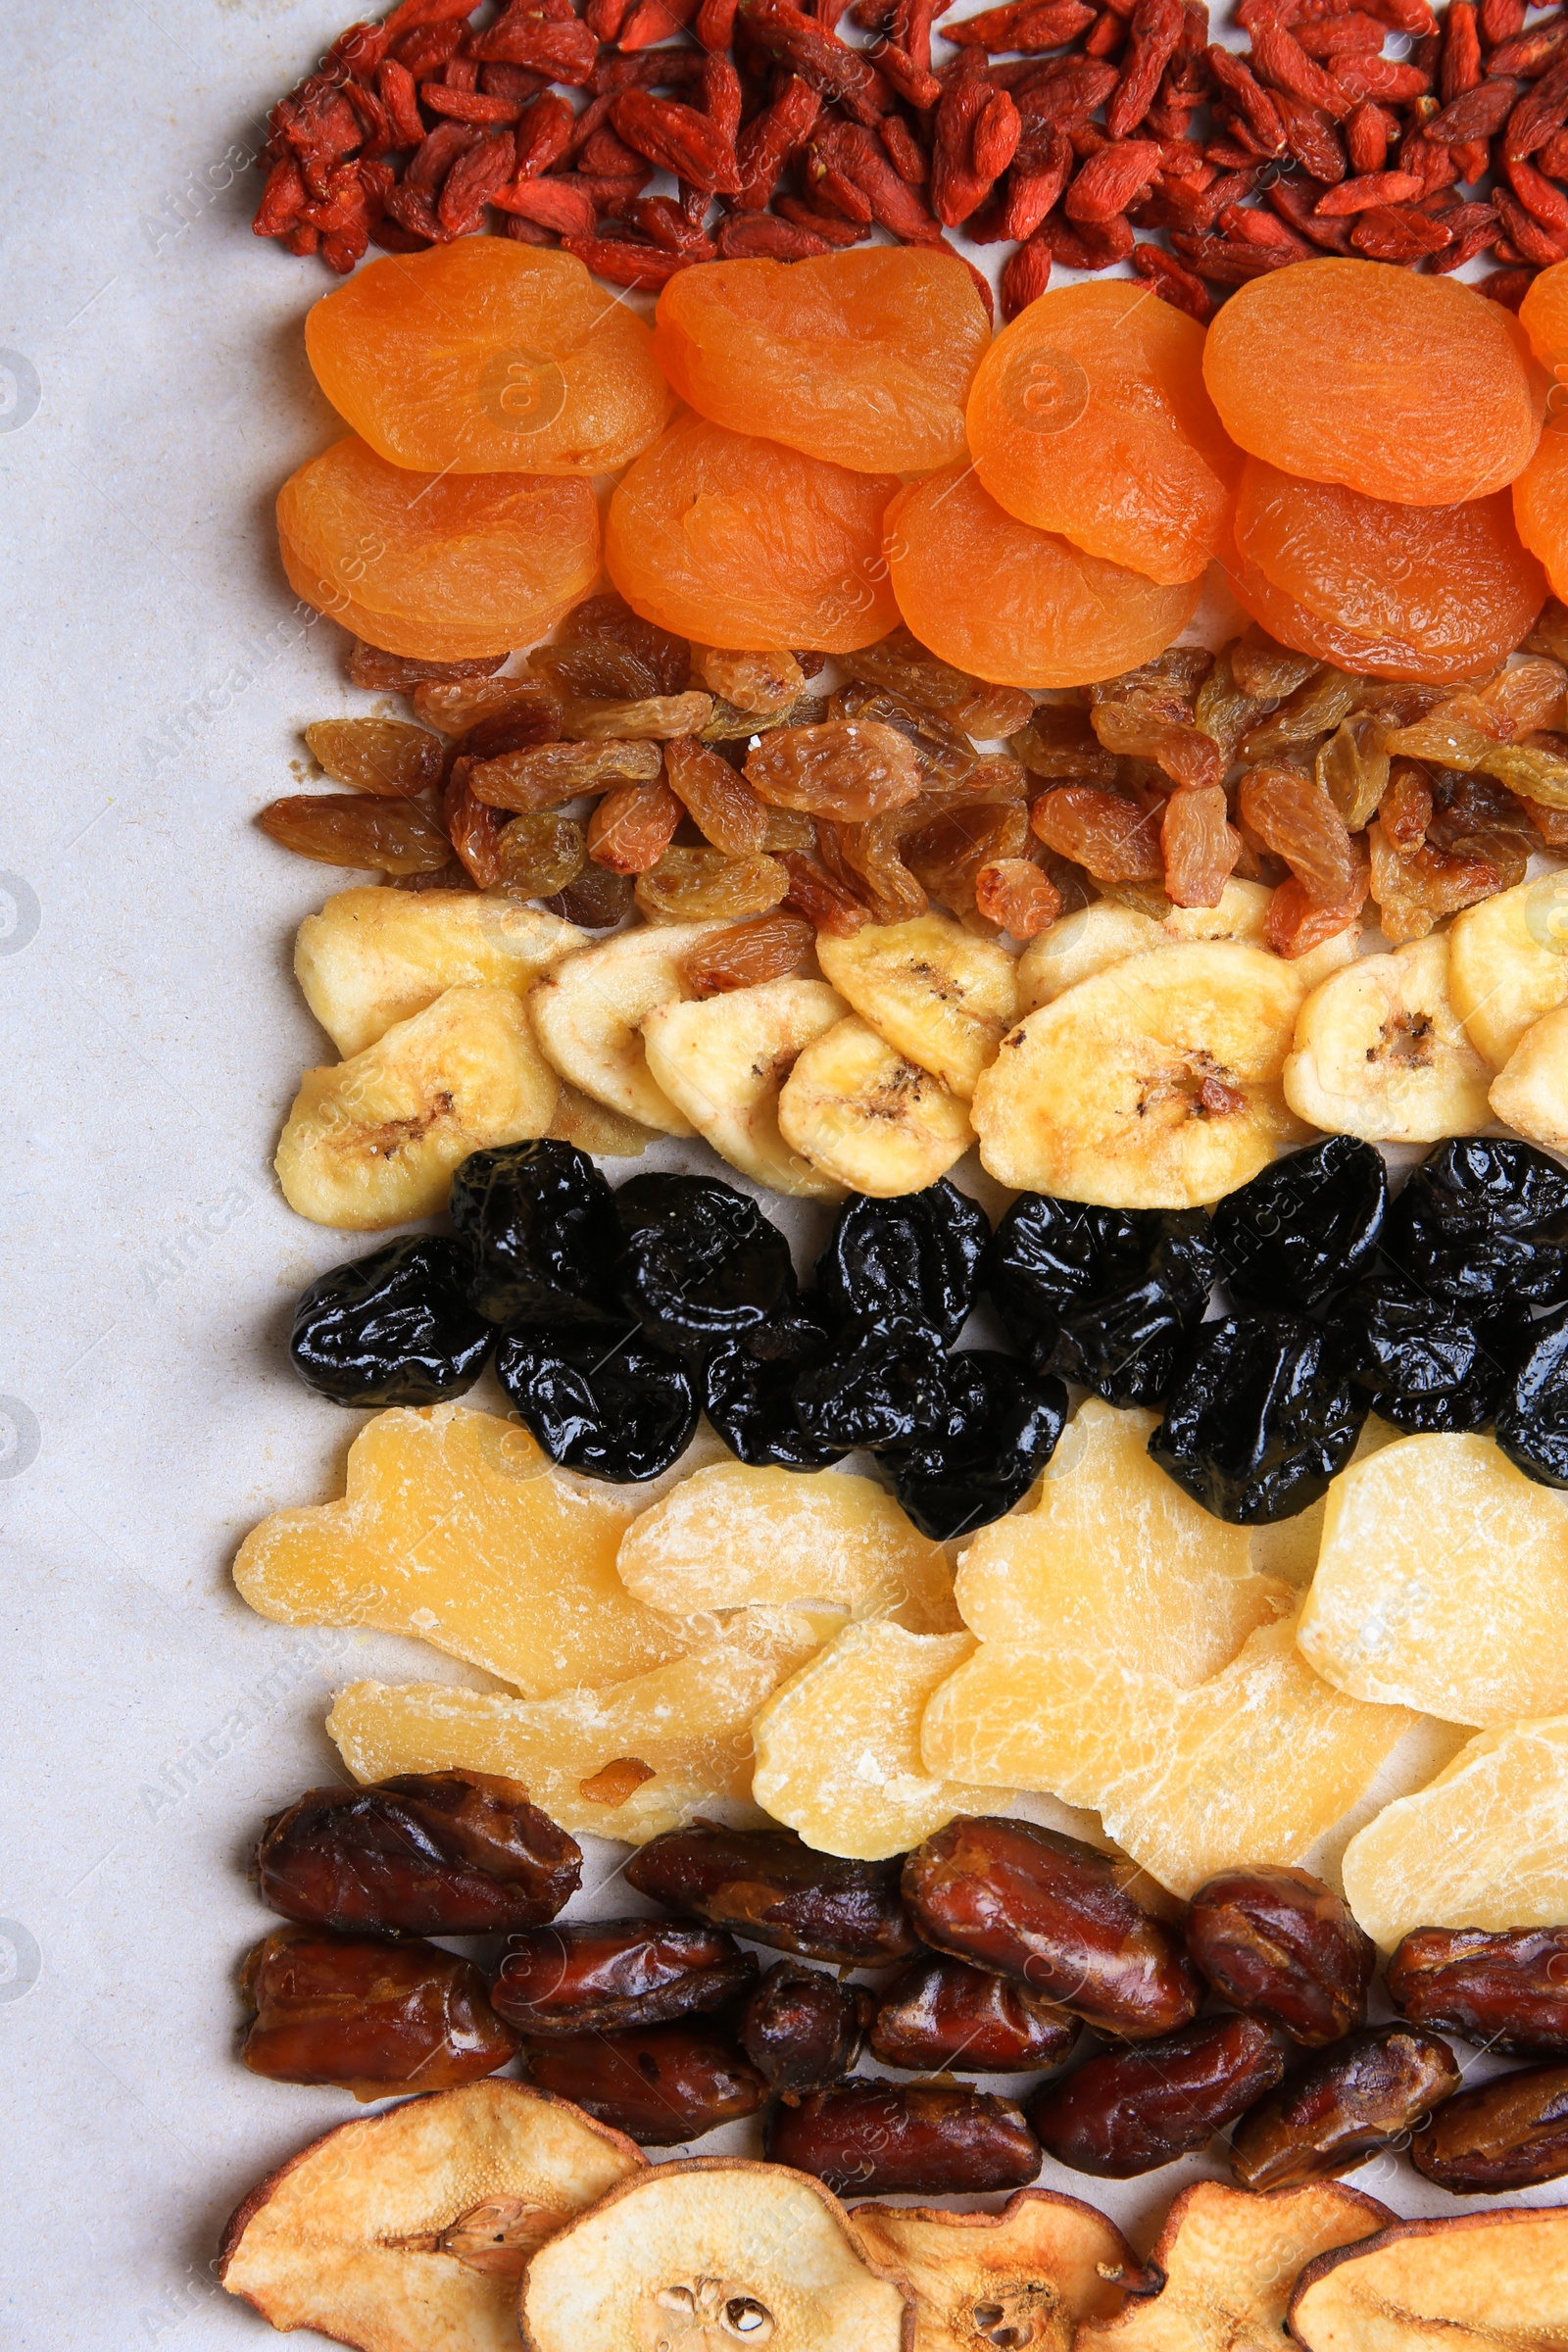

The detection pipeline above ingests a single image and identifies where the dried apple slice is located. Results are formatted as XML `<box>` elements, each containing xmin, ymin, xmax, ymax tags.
<box><xmin>519</xmin><ymin>2158</ymin><xmax>912</xmax><ymax>2352</ymax></box>
<box><xmin>327</xmin><ymin>1608</ymin><xmax>829</xmax><ymax>1842</ymax></box>
<box><xmin>295</xmin><ymin>886</ymin><xmax>583</xmax><ymax>1056</ymax></box>
<box><xmin>234</xmin><ymin>1403</ymin><xmax>691</xmax><ymax>1697</ymax></box>
<box><xmin>852</xmin><ymin>2188</ymin><xmax>1151</xmax><ymax>2352</ymax></box>
<box><xmin>1289</xmin><ymin>2209</ymin><xmax>1568</xmax><ymax>2351</ymax></box>
<box><xmin>1298</xmin><ymin>1433</ymin><xmax>1568</xmax><ymax>1727</ymax></box>
<box><xmin>1074</xmin><ymin>2180</ymin><xmax>1393</xmax><ymax>2352</ymax></box>
<box><xmin>1340</xmin><ymin>1714</ymin><xmax>1568</xmax><ymax>1951</ymax></box>
<box><xmin>218</xmin><ymin>2079</ymin><xmax>644</xmax><ymax>2352</ymax></box>
<box><xmin>616</xmin><ymin>1461</ymin><xmax>961</xmax><ymax>1636</ymax></box>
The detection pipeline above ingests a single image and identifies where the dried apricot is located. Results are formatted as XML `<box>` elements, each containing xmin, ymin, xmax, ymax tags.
<box><xmin>1203</xmin><ymin>261</ymin><xmax>1543</xmax><ymax>508</ymax></box>
<box><xmin>278</xmin><ymin>436</ymin><xmax>599</xmax><ymax>662</ymax></box>
<box><xmin>605</xmin><ymin>416</ymin><xmax>900</xmax><ymax>653</ymax></box>
<box><xmin>886</xmin><ymin>466</ymin><xmax>1200</xmax><ymax>690</ymax></box>
<box><xmin>652</xmin><ymin>249</ymin><xmax>990</xmax><ymax>476</ymax></box>
<box><xmin>1231</xmin><ymin>459</ymin><xmax>1544</xmax><ymax>685</ymax></box>
<box><xmin>965</xmin><ymin>281</ymin><xmax>1240</xmax><ymax>587</ymax></box>
<box><xmin>1512</xmin><ymin>425</ymin><xmax>1568</xmax><ymax>606</ymax></box>
<box><xmin>305</xmin><ymin>243</ymin><xmax>671</xmax><ymax>477</ymax></box>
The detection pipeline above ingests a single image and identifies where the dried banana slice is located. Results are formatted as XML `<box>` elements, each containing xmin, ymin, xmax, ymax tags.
<box><xmin>1449</xmin><ymin>871</ymin><xmax>1568</xmax><ymax>1069</ymax></box>
<box><xmin>1283</xmin><ymin>934</ymin><xmax>1493</xmax><ymax>1144</ymax></box>
<box><xmin>641</xmin><ymin>976</ymin><xmax>849</xmax><ymax>1199</ymax></box>
<box><xmin>528</xmin><ymin>919</ymin><xmax>727</xmax><ymax>1136</ymax></box>
<box><xmin>971</xmin><ymin>942</ymin><xmax>1306</xmax><ymax>1209</ymax></box>
<box><xmin>777</xmin><ymin>1015</ymin><xmax>973</xmax><ymax>1197</ymax></box>
<box><xmin>815</xmin><ymin>913</ymin><xmax>1019</xmax><ymax>1098</ymax></box>
<box><xmin>1015</xmin><ymin>885</ymin><xmax>1353</xmax><ymax>1015</ymax></box>
<box><xmin>275</xmin><ymin>984</ymin><xmax>558</xmax><ymax>1230</ymax></box>
<box><xmin>1489</xmin><ymin>1003</ymin><xmax>1568</xmax><ymax>1153</ymax></box>
<box><xmin>295</xmin><ymin>887</ymin><xmax>582</xmax><ymax>1057</ymax></box>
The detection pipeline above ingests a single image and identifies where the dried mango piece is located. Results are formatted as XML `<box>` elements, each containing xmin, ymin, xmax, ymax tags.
<box><xmin>1298</xmin><ymin>1434</ymin><xmax>1568</xmax><ymax>1728</ymax></box>
<box><xmin>1341</xmin><ymin>1715</ymin><xmax>1568</xmax><ymax>1950</ymax></box>
<box><xmin>751</xmin><ymin>1623</ymin><xmax>1012</xmax><ymax>1862</ymax></box>
<box><xmin>616</xmin><ymin>1460</ymin><xmax>960</xmax><ymax>1635</ymax></box>
<box><xmin>853</xmin><ymin>2189</ymin><xmax>1150</xmax><ymax>2352</ymax></box>
<box><xmin>235</xmin><ymin>1405</ymin><xmax>690</xmax><ymax>1697</ymax></box>
<box><xmin>327</xmin><ymin>1611</ymin><xmax>829</xmax><ymax>1844</ymax></box>
<box><xmin>295</xmin><ymin>888</ymin><xmax>583</xmax><ymax>1057</ymax></box>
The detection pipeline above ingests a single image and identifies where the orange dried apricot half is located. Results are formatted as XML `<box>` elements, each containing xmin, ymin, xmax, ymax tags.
<box><xmin>886</xmin><ymin>465</ymin><xmax>1200</xmax><ymax>689</ymax></box>
<box><xmin>966</xmin><ymin>280</ymin><xmax>1240</xmax><ymax>586</ymax></box>
<box><xmin>278</xmin><ymin>435</ymin><xmax>600</xmax><ymax>662</ymax></box>
<box><xmin>1231</xmin><ymin>458</ymin><xmax>1544</xmax><ymax>684</ymax></box>
<box><xmin>305</xmin><ymin>242</ymin><xmax>671</xmax><ymax>477</ymax></box>
<box><xmin>1512</xmin><ymin>424</ymin><xmax>1568</xmax><ymax>605</ymax></box>
<box><xmin>605</xmin><ymin>415</ymin><xmax>899</xmax><ymax>653</ymax></box>
<box><xmin>1203</xmin><ymin>259</ymin><xmax>1543</xmax><ymax>507</ymax></box>
<box><xmin>652</xmin><ymin>248</ymin><xmax>990</xmax><ymax>476</ymax></box>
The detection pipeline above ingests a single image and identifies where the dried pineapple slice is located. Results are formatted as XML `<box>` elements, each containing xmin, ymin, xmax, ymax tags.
<box><xmin>777</xmin><ymin>1015</ymin><xmax>973</xmax><ymax>1197</ymax></box>
<box><xmin>1449</xmin><ymin>871</ymin><xmax>1568</xmax><ymax>1069</ymax></box>
<box><xmin>528</xmin><ymin>919</ymin><xmax>728</xmax><ymax>1136</ymax></box>
<box><xmin>815</xmin><ymin>913</ymin><xmax>1020</xmax><ymax>1099</ymax></box>
<box><xmin>615</xmin><ymin>1460</ymin><xmax>960</xmax><ymax>1636</ymax></box>
<box><xmin>327</xmin><ymin>1610</ymin><xmax>828</xmax><ymax>1843</ymax></box>
<box><xmin>235</xmin><ymin>1404</ymin><xmax>691</xmax><ymax>1698</ymax></box>
<box><xmin>1489</xmin><ymin>1003</ymin><xmax>1568</xmax><ymax>1154</ymax></box>
<box><xmin>1341</xmin><ymin>1714</ymin><xmax>1568</xmax><ymax>1950</ymax></box>
<box><xmin>275</xmin><ymin>984</ymin><xmax>558</xmax><ymax>1230</ymax></box>
<box><xmin>641</xmin><ymin>977</ymin><xmax>849</xmax><ymax>1200</ymax></box>
<box><xmin>751</xmin><ymin>1623</ymin><xmax>1014</xmax><ymax>1860</ymax></box>
<box><xmin>1283</xmin><ymin>934</ymin><xmax>1493</xmax><ymax>1145</ymax></box>
<box><xmin>853</xmin><ymin>2190</ymin><xmax>1148</xmax><ymax>2352</ymax></box>
<box><xmin>1298</xmin><ymin>1433</ymin><xmax>1568</xmax><ymax>1727</ymax></box>
<box><xmin>295</xmin><ymin>887</ymin><xmax>583</xmax><ymax>1057</ymax></box>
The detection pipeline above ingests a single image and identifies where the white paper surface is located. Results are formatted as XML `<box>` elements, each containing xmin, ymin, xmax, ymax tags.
<box><xmin>3</xmin><ymin>7</ymin><xmax>1564</xmax><ymax>2345</ymax></box>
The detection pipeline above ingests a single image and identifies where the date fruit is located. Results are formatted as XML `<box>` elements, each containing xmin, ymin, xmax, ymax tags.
<box><xmin>239</xmin><ymin>1928</ymin><xmax>518</xmax><ymax>2101</ymax></box>
<box><xmin>1230</xmin><ymin>2024</ymin><xmax>1461</xmax><ymax>2190</ymax></box>
<box><xmin>1028</xmin><ymin>2015</ymin><xmax>1286</xmax><ymax>2179</ymax></box>
<box><xmin>1185</xmin><ymin>1866</ymin><xmax>1375</xmax><ymax>2048</ymax></box>
<box><xmin>903</xmin><ymin>1817</ymin><xmax>1202</xmax><ymax>2041</ymax></box>
<box><xmin>624</xmin><ymin>1825</ymin><xmax>917</xmax><ymax>1966</ymax></box>
<box><xmin>491</xmin><ymin>1920</ymin><xmax>757</xmax><ymax>2036</ymax></box>
<box><xmin>523</xmin><ymin>2020</ymin><xmax>766</xmax><ymax>2144</ymax></box>
<box><xmin>869</xmin><ymin>1952</ymin><xmax>1080</xmax><ymax>2075</ymax></box>
<box><xmin>739</xmin><ymin>1961</ymin><xmax>872</xmax><ymax>2100</ymax></box>
<box><xmin>766</xmin><ymin>2081</ymin><xmax>1042</xmax><ymax>2198</ymax></box>
<box><xmin>255</xmin><ymin>1771</ymin><xmax>581</xmax><ymax>1936</ymax></box>
<box><xmin>1387</xmin><ymin>1926</ymin><xmax>1568</xmax><ymax>2057</ymax></box>
<box><xmin>1409</xmin><ymin>2060</ymin><xmax>1568</xmax><ymax>2192</ymax></box>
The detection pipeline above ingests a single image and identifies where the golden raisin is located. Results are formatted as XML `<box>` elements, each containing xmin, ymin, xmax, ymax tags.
<box><xmin>744</xmin><ymin>721</ymin><xmax>923</xmax><ymax>821</ymax></box>
<box><xmin>257</xmin><ymin>795</ymin><xmax>451</xmax><ymax>874</ymax></box>
<box><xmin>305</xmin><ymin>718</ymin><xmax>445</xmax><ymax>796</ymax></box>
<box><xmin>468</xmin><ymin>739</ymin><xmax>662</xmax><ymax>812</ymax></box>
<box><xmin>1030</xmin><ymin>787</ymin><xmax>1164</xmax><ymax>884</ymax></box>
<box><xmin>1161</xmin><ymin>785</ymin><xmax>1239</xmax><ymax>909</ymax></box>
<box><xmin>664</xmin><ymin>734</ymin><xmax>772</xmax><ymax>854</ymax></box>
<box><xmin>680</xmin><ymin>913</ymin><xmax>814</xmax><ymax>996</ymax></box>
<box><xmin>493</xmin><ymin>811</ymin><xmax>587</xmax><ymax>901</ymax></box>
<box><xmin>633</xmin><ymin>848</ymin><xmax>789</xmax><ymax>921</ymax></box>
<box><xmin>587</xmin><ymin>777</ymin><xmax>683</xmax><ymax>873</ymax></box>
<box><xmin>974</xmin><ymin>858</ymin><xmax>1060</xmax><ymax>939</ymax></box>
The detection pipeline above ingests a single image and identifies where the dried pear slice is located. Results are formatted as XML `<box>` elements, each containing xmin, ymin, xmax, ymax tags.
<box><xmin>234</xmin><ymin>1403</ymin><xmax>691</xmax><ymax>1698</ymax></box>
<box><xmin>528</xmin><ymin>919</ymin><xmax>729</xmax><ymax>1135</ymax></box>
<box><xmin>616</xmin><ymin>1461</ymin><xmax>961</xmax><ymax>1636</ymax></box>
<box><xmin>519</xmin><ymin>2158</ymin><xmax>913</xmax><ymax>2352</ymax></box>
<box><xmin>641</xmin><ymin>977</ymin><xmax>850</xmax><ymax>1200</ymax></box>
<box><xmin>1074</xmin><ymin>2180</ymin><xmax>1393</xmax><ymax>2352</ymax></box>
<box><xmin>1340</xmin><ymin>1715</ymin><xmax>1568</xmax><ymax>1951</ymax></box>
<box><xmin>275</xmin><ymin>983</ymin><xmax>559</xmax><ymax>1230</ymax></box>
<box><xmin>1298</xmin><ymin>1433</ymin><xmax>1568</xmax><ymax>1727</ymax></box>
<box><xmin>1289</xmin><ymin>2209</ymin><xmax>1568</xmax><ymax>2351</ymax></box>
<box><xmin>853</xmin><ymin>2187</ymin><xmax>1150</xmax><ymax>2352</ymax></box>
<box><xmin>295</xmin><ymin>886</ymin><xmax>583</xmax><ymax>1057</ymax></box>
<box><xmin>218</xmin><ymin>2080</ymin><xmax>643</xmax><ymax>2352</ymax></box>
<box><xmin>327</xmin><ymin>1609</ymin><xmax>828</xmax><ymax>1842</ymax></box>
<box><xmin>815</xmin><ymin>913</ymin><xmax>1020</xmax><ymax>1099</ymax></box>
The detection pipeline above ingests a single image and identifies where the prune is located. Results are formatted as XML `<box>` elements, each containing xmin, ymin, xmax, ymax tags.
<box><xmin>985</xmin><ymin>1196</ymin><xmax>1216</xmax><ymax>1409</ymax></box>
<box><xmin>903</xmin><ymin>1817</ymin><xmax>1202</xmax><ymax>2042</ymax></box>
<box><xmin>1383</xmin><ymin>1138</ymin><xmax>1568</xmax><ymax>1308</ymax></box>
<box><xmin>702</xmin><ymin>1307</ymin><xmax>845</xmax><ymax>1469</ymax></box>
<box><xmin>449</xmin><ymin>1140</ymin><xmax>620</xmax><ymax>1327</ymax></box>
<box><xmin>1212</xmin><ymin>1139</ymin><xmax>1387</xmax><ymax>1316</ymax></box>
<box><xmin>523</xmin><ymin>2020</ymin><xmax>767</xmax><ymax>2144</ymax></box>
<box><xmin>255</xmin><ymin>1771</ymin><xmax>581</xmax><ymax>1936</ymax></box>
<box><xmin>1409</xmin><ymin>2060</ymin><xmax>1568</xmax><ymax>2193</ymax></box>
<box><xmin>289</xmin><ymin>1237</ymin><xmax>494</xmax><ymax>1408</ymax></box>
<box><xmin>1341</xmin><ymin>1277</ymin><xmax>1528</xmax><ymax>1435</ymax></box>
<box><xmin>238</xmin><ymin>1928</ymin><xmax>518</xmax><ymax>2100</ymax></box>
<box><xmin>491</xmin><ymin>1920</ymin><xmax>757</xmax><ymax>2036</ymax></box>
<box><xmin>869</xmin><ymin>1952</ymin><xmax>1080</xmax><ymax>2076</ymax></box>
<box><xmin>888</xmin><ymin>1349</ymin><xmax>1068</xmax><ymax>1542</ymax></box>
<box><xmin>1496</xmin><ymin>1304</ymin><xmax>1568</xmax><ymax>1488</ymax></box>
<box><xmin>739</xmin><ymin>1961</ymin><xmax>871</xmax><ymax>2100</ymax></box>
<box><xmin>624</xmin><ymin>1825</ymin><xmax>917</xmax><ymax>1967</ymax></box>
<box><xmin>1028</xmin><ymin>2015</ymin><xmax>1286</xmax><ymax>2179</ymax></box>
<box><xmin>1230</xmin><ymin>2024</ymin><xmax>1462</xmax><ymax>2191</ymax></box>
<box><xmin>816</xmin><ymin>1183</ymin><xmax>990</xmax><ymax>1346</ymax></box>
<box><xmin>1150</xmin><ymin>1314</ymin><xmax>1366</xmax><ymax>1525</ymax></box>
<box><xmin>612</xmin><ymin>1173</ymin><xmax>795</xmax><ymax>1363</ymax></box>
<box><xmin>766</xmin><ymin>2081</ymin><xmax>1042</xmax><ymax>2198</ymax></box>
<box><xmin>790</xmin><ymin>1314</ymin><xmax>957</xmax><ymax>1454</ymax></box>
<box><xmin>494</xmin><ymin>1312</ymin><xmax>697</xmax><ymax>1483</ymax></box>
<box><xmin>1387</xmin><ymin>1927</ymin><xmax>1568</xmax><ymax>2058</ymax></box>
<box><xmin>1184</xmin><ymin>1866</ymin><xmax>1374</xmax><ymax>2049</ymax></box>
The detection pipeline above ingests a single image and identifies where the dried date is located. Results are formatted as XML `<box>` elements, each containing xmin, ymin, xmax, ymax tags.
<box><xmin>869</xmin><ymin>1951</ymin><xmax>1080</xmax><ymax>2074</ymax></box>
<box><xmin>239</xmin><ymin>1928</ymin><xmax>518</xmax><ymax>2100</ymax></box>
<box><xmin>1184</xmin><ymin>1866</ymin><xmax>1375</xmax><ymax>2047</ymax></box>
<box><xmin>1230</xmin><ymin>2024</ymin><xmax>1462</xmax><ymax>2190</ymax></box>
<box><xmin>524</xmin><ymin>2020</ymin><xmax>767</xmax><ymax>2143</ymax></box>
<box><xmin>624</xmin><ymin>1825</ymin><xmax>917</xmax><ymax>1965</ymax></box>
<box><xmin>492</xmin><ymin>1919</ymin><xmax>757</xmax><ymax>2034</ymax></box>
<box><xmin>766</xmin><ymin>2080</ymin><xmax>1042</xmax><ymax>2197</ymax></box>
<box><xmin>739</xmin><ymin>1960</ymin><xmax>871</xmax><ymax>2099</ymax></box>
<box><xmin>1387</xmin><ymin>1926</ymin><xmax>1568</xmax><ymax>2057</ymax></box>
<box><xmin>1409</xmin><ymin>2060</ymin><xmax>1568</xmax><ymax>2192</ymax></box>
<box><xmin>1029</xmin><ymin>2014</ymin><xmax>1286</xmax><ymax>2178</ymax></box>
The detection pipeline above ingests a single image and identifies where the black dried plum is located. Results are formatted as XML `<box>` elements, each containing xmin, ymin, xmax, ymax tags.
<box><xmin>985</xmin><ymin>1195</ymin><xmax>1215</xmax><ymax>1408</ymax></box>
<box><xmin>290</xmin><ymin>1237</ymin><xmax>494</xmax><ymax>1407</ymax></box>
<box><xmin>1340</xmin><ymin>1277</ymin><xmax>1528</xmax><ymax>1435</ymax></box>
<box><xmin>703</xmin><ymin>1307</ymin><xmax>845</xmax><ymax>1468</ymax></box>
<box><xmin>790</xmin><ymin>1314</ymin><xmax>955</xmax><ymax>1453</ymax></box>
<box><xmin>1384</xmin><ymin>1138</ymin><xmax>1568</xmax><ymax>1307</ymax></box>
<box><xmin>495</xmin><ymin>1310</ymin><xmax>697</xmax><ymax>1482</ymax></box>
<box><xmin>1213</xmin><ymin>1138</ymin><xmax>1386</xmax><ymax>1314</ymax></box>
<box><xmin>449</xmin><ymin>1141</ymin><xmax>618</xmax><ymax>1327</ymax></box>
<box><xmin>1496</xmin><ymin>1303</ymin><xmax>1568</xmax><ymax>1488</ymax></box>
<box><xmin>890</xmin><ymin>1349</ymin><xmax>1068</xmax><ymax>1541</ymax></box>
<box><xmin>1150</xmin><ymin>1314</ymin><xmax>1366</xmax><ymax>1524</ymax></box>
<box><xmin>816</xmin><ymin>1183</ymin><xmax>990</xmax><ymax>1345</ymax></box>
<box><xmin>613</xmin><ymin>1173</ymin><xmax>795</xmax><ymax>1362</ymax></box>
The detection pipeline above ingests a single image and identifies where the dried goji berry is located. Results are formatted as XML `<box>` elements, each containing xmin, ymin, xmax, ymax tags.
<box><xmin>1063</xmin><ymin>137</ymin><xmax>1162</xmax><ymax>217</ymax></box>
